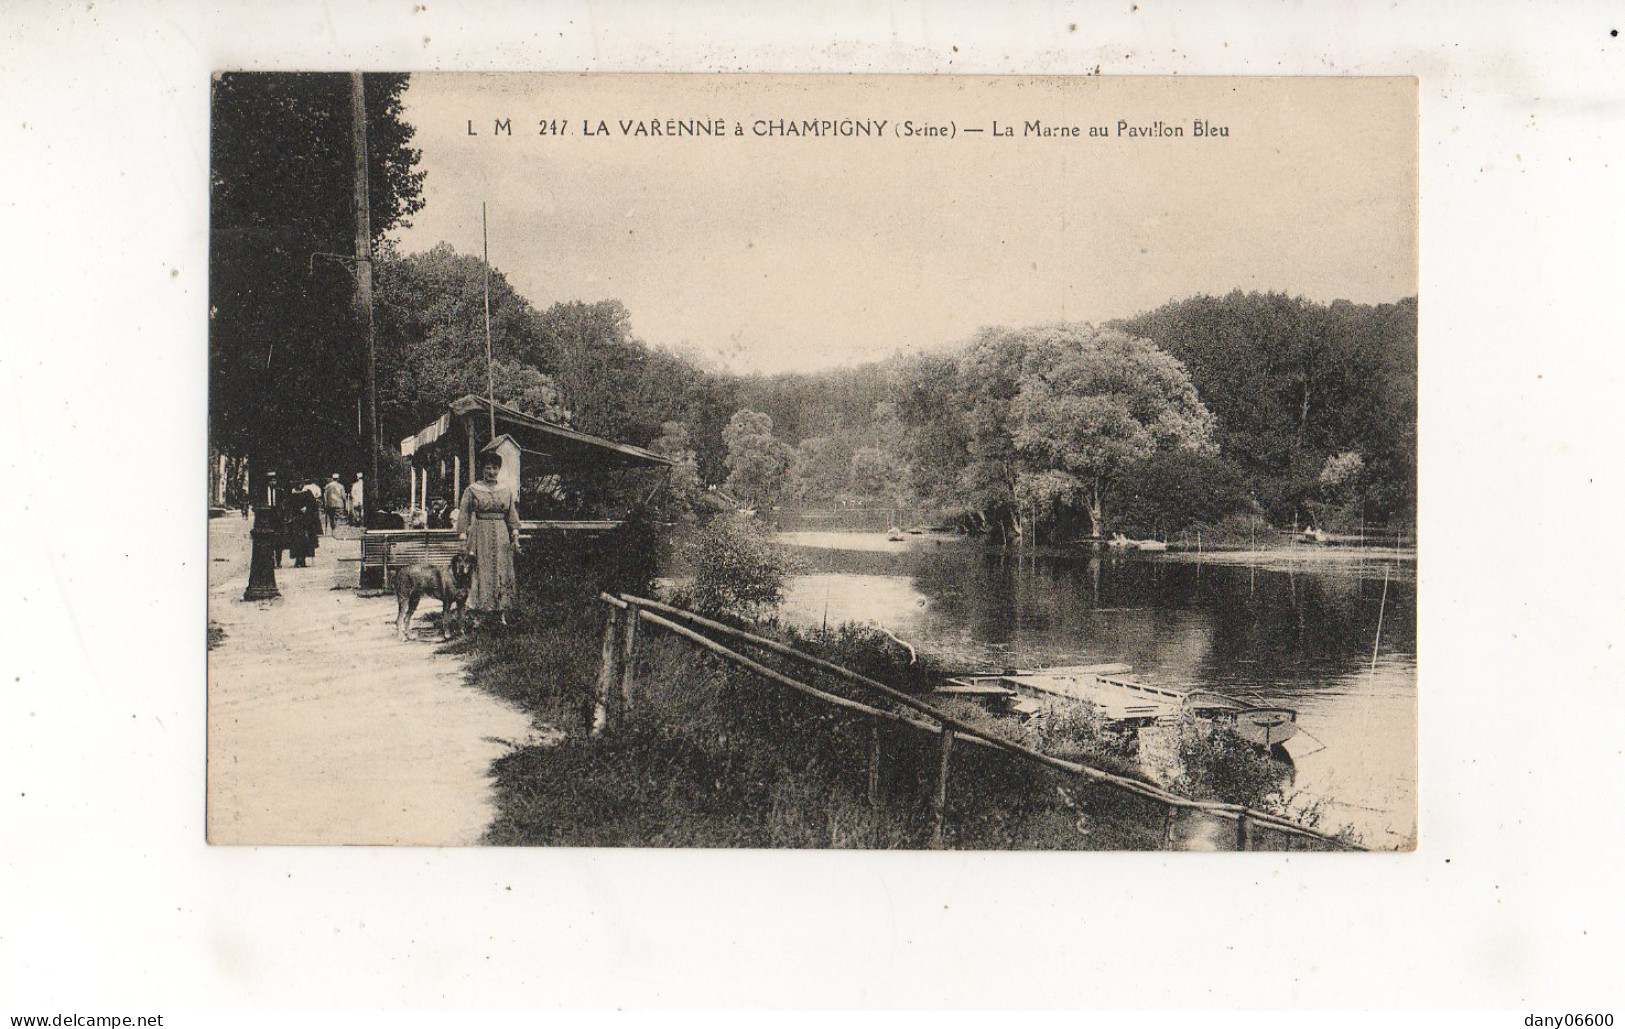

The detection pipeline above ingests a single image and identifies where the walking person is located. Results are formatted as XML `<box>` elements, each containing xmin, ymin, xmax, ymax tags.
<box><xmin>321</xmin><ymin>473</ymin><xmax>348</xmax><ymax>532</ymax></box>
<box><xmin>349</xmin><ymin>472</ymin><xmax>365</xmax><ymax>527</ymax></box>
<box><xmin>457</xmin><ymin>451</ymin><xmax>521</xmax><ymax>626</ymax></box>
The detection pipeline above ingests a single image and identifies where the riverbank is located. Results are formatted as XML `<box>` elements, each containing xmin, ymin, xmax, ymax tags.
<box><xmin>474</xmin><ymin>610</ymin><xmax>1177</xmax><ymax>850</ymax></box>
<box><xmin>458</xmin><ymin>533</ymin><xmax>1345</xmax><ymax>850</ymax></box>
<box><xmin>780</xmin><ymin>527</ymin><xmax>1414</xmax><ymax>566</ymax></box>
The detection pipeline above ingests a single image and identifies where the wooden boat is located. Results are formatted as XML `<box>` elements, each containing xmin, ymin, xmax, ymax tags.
<box><xmin>939</xmin><ymin>663</ymin><xmax>1298</xmax><ymax>750</ymax></box>
<box><xmin>1179</xmin><ymin>690</ymin><xmax>1300</xmax><ymax>749</ymax></box>
<box><xmin>1105</xmin><ymin>533</ymin><xmax>1167</xmax><ymax>551</ymax></box>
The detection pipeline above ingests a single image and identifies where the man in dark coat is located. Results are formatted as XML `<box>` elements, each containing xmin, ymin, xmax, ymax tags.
<box><xmin>426</xmin><ymin>497</ymin><xmax>452</xmax><ymax>529</ymax></box>
<box><xmin>282</xmin><ymin>480</ymin><xmax>322</xmax><ymax>568</ymax></box>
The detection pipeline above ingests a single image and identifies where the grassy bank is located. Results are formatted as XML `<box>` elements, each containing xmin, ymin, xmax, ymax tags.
<box><xmin>453</xmin><ymin>525</ymin><xmax>1341</xmax><ymax>850</ymax></box>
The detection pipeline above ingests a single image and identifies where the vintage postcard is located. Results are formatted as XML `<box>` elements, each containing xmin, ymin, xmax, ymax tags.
<box><xmin>207</xmin><ymin>73</ymin><xmax>1416</xmax><ymax>850</ymax></box>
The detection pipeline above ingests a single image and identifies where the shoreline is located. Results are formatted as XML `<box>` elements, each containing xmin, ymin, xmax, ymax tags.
<box><xmin>776</xmin><ymin>528</ymin><xmax>1416</xmax><ymax>569</ymax></box>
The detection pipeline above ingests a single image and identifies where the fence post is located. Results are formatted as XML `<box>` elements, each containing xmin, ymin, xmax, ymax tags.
<box><xmin>593</xmin><ymin>605</ymin><xmax>622</xmax><ymax>736</ymax></box>
<box><xmin>867</xmin><ymin>722</ymin><xmax>883</xmax><ymax>806</ymax></box>
<box><xmin>1235</xmin><ymin>812</ymin><xmax>1253</xmax><ymax>851</ymax></box>
<box><xmin>931</xmin><ymin>727</ymin><xmax>954</xmax><ymax>848</ymax></box>
<box><xmin>618</xmin><ymin>605</ymin><xmax>641</xmax><ymax>723</ymax></box>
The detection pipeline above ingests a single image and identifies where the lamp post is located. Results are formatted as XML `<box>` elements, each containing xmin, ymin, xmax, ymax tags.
<box><xmin>243</xmin><ymin>470</ymin><xmax>282</xmax><ymax>601</ymax></box>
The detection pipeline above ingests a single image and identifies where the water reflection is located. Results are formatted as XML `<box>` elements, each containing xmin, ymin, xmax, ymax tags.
<box><xmin>778</xmin><ymin>536</ymin><xmax>1417</xmax><ymax>847</ymax></box>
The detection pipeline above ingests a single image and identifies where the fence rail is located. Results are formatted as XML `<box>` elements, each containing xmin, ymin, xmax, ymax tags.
<box><xmin>594</xmin><ymin>592</ymin><xmax>1362</xmax><ymax>852</ymax></box>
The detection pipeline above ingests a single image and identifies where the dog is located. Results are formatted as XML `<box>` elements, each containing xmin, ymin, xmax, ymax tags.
<box><xmin>394</xmin><ymin>553</ymin><xmax>475</xmax><ymax>641</ymax></box>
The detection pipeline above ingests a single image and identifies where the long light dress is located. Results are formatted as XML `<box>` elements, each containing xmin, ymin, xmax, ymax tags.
<box><xmin>458</xmin><ymin>480</ymin><xmax>521</xmax><ymax>612</ymax></box>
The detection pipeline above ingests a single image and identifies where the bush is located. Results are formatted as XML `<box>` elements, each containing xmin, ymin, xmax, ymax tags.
<box><xmin>687</xmin><ymin>513</ymin><xmax>790</xmax><ymax>619</ymax></box>
<box><xmin>1013</xmin><ymin>703</ymin><xmax>1140</xmax><ymax>774</ymax></box>
<box><xmin>1169</xmin><ymin>716</ymin><xmax>1292</xmax><ymax>810</ymax></box>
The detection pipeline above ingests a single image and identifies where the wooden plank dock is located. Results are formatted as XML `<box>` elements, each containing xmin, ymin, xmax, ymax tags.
<box><xmin>941</xmin><ymin>663</ymin><xmax>1299</xmax><ymax>747</ymax></box>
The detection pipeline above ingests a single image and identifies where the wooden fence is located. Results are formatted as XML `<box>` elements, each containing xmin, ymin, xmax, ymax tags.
<box><xmin>594</xmin><ymin>592</ymin><xmax>1362</xmax><ymax>852</ymax></box>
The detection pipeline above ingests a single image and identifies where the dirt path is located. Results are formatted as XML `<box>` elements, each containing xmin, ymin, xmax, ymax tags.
<box><xmin>206</xmin><ymin>516</ymin><xmax>532</xmax><ymax>845</ymax></box>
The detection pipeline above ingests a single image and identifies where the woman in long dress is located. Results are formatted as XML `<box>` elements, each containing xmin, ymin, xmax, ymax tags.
<box><xmin>458</xmin><ymin>451</ymin><xmax>522</xmax><ymax>624</ymax></box>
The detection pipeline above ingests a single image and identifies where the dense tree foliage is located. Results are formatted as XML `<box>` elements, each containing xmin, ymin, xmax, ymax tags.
<box><xmin>722</xmin><ymin>411</ymin><xmax>790</xmax><ymax>510</ymax></box>
<box><xmin>362</xmin><ymin>271</ymin><xmax>1415</xmax><ymax>539</ymax></box>
<box><xmin>785</xmin><ymin>435</ymin><xmax>852</xmax><ymax>502</ymax></box>
<box><xmin>374</xmin><ymin>245</ymin><xmax>743</xmax><ymax>477</ymax></box>
<box><xmin>685</xmin><ymin>515</ymin><xmax>791</xmax><ymax>619</ymax></box>
<box><xmin>729</xmin><ymin>295</ymin><xmax>1413</xmax><ymax>538</ymax></box>
<box><xmin>1005</xmin><ymin>324</ymin><xmax>1215</xmax><ymax>537</ymax></box>
<box><xmin>1108</xmin><ymin>451</ymin><xmax>1253</xmax><ymax>539</ymax></box>
<box><xmin>644</xmin><ymin>420</ymin><xmax>710</xmax><ymax>525</ymax></box>
<box><xmin>1116</xmin><ymin>292</ymin><xmax>1416</xmax><ymax>524</ymax></box>
<box><xmin>732</xmin><ymin>365</ymin><xmax>891</xmax><ymax>444</ymax></box>
<box><xmin>374</xmin><ymin>243</ymin><xmax>567</xmax><ymax>439</ymax></box>
<box><xmin>210</xmin><ymin>73</ymin><xmax>425</xmax><ymax>487</ymax></box>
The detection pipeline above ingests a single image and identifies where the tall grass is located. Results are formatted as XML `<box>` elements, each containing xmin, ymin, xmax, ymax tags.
<box><xmin>473</xmin><ymin>600</ymin><xmax>1171</xmax><ymax>849</ymax></box>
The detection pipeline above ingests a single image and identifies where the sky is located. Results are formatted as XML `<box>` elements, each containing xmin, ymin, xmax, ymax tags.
<box><xmin>394</xmin><ymin>74</ymin><xmax>1417</xmax><ymax>375</ymax></box>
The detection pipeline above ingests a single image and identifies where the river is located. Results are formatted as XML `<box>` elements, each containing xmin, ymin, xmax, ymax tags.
<box><xmin>775</xmin><ymin>529</ymin><xmax>1418</xmax><ymax>850</ymax></box>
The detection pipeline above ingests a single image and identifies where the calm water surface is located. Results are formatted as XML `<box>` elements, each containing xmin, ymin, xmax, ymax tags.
<box><xmin>776</xmin><ymin>530</ymin><xmax>1418</xmax><ymax>849</ymax></box>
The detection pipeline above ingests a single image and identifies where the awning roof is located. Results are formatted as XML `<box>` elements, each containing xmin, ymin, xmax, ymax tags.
<box><xmin>400</xmin><ymin>395</ymin><xmax>674</xmax><ymax>472</ymax></box>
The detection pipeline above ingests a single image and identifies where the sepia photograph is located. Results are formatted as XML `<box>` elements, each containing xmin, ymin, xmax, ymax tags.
<box><xmin>207</xmin><ymin>72</ymin><xmax>1417</xmax><ymax>852</ymax></box>
<box><xmin>17</xmin><ymin>0</ymin><xmax>1625</xmax><ymax>1014</ymax></box>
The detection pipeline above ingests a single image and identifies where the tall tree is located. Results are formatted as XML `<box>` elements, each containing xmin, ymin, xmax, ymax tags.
<box><xmin>722</xmin><ymin>410</ymin><xmax>789</xmax><ymax>510</ymax></box>
<box><xmin>1006</xmin><ymin>324</ymin><xmax>1215</xmax><ymax>537</ymax></box>
<box><xmin>210</xmin><ymin>73</ymin><xmax>425</xmax><ymax>484</ymax></box>
<box><xmin>374</xmin><ymin>243</ymin><xmax>566</xmax><ymax>439</ymax></box>
<box><xmin>890</xmin><ymin>352</ymin><xmax>973</xmax><ymax>513</ymax></box>
<box><xmin>785</xmin><ymin>434</ymin><xmax>853</xmax><ymax>501</ymax></box>
<box><xmin>521</xmin><ymin>300</ymin><xmax>650</xmax><ymax>442</ymax></box>
<box><xmin>646</xmin><ymin>420</ymin><xmax>708</xmax><ymax>524</ymax></box>
<box><xmin>954</xmin><ymin>327</ymin><xmax>1032</xmax><ymax>538</ymax></box>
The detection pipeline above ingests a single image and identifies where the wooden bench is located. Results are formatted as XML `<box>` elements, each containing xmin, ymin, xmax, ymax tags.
<box><xmin>358</xmin><ymin>530</ymin><xmax>463</xmax><ymax>589</ymax></box>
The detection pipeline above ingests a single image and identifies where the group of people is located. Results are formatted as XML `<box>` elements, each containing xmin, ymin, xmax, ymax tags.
<box><xmin>257</xmin><ymin>454</ymin><xmax>521</xmax><ymax>623</ymax></box>
<box><xmin>264</xmin><ymin>472</ymin><xmax>365</xmax><ymax>569</ymax></box>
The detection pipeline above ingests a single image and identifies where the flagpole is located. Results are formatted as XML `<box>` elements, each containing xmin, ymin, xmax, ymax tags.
<box><xmin>483</xmin><ymin>201</ymin><xmax>496</xmax><ymax>440</ymax></box>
